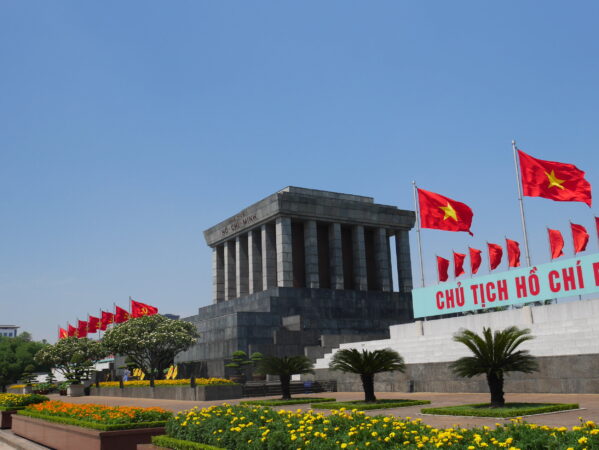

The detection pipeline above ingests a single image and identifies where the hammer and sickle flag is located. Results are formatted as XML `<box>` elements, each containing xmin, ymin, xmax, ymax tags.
<box><xmin>417</xmin><ymin>188</ymin><xmax>474</xmax><ymax>236</ymax></box>
<box><xmin>518</xmin><ymin>150</ymin><xmax>592</xmax><ymax>206</ymax></box>
<box><xmin>131</xmin><ymin>299</ymin><xmax>159</xmax><ymax>318</ymax></box>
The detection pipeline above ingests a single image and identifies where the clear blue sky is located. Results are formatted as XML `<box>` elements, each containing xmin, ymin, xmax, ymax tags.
<box><xmin>1</xmin><ymin>1</ymin><xmax>598</xmax><ymax>342</ymax></box>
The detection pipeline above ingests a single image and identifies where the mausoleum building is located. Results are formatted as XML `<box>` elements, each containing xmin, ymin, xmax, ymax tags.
<box><xmin>177</xmin><ymin>187</ymin><xmax>417</xmax><ymax>377</ymax></box>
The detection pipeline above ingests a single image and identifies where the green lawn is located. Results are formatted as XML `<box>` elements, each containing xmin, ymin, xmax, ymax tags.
<box><xmin>314</xmin><ymin>399</ymin><xmax>430</xmax><ymax>410</ymax></box>
<box><xmin>421</xmin><ymin>402</ymin><xmax>580</xmax><ymax>418</ymax></box>
<box><xmin>239</xmin><ymin>397</ymin><xmax>336</xmax><ymax>406</ymax></box>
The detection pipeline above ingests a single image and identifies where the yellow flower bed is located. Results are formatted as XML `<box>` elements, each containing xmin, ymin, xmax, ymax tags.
<box><xmin>164</xmin><ymin>405</ymin><xmax>599</xmax><ymax>449</ymax></box>
<box><xmin>8</xmin><ymin>385</ymin><xmax>25</xmax><ymax>389</ymax></box>
<box><xmin>98</xmin><ymin>377</ymin><xmax>235</xmax><ymax>388</ymax></box>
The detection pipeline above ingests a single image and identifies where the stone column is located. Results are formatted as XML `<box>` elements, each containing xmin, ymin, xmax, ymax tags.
<box><xmin>395</xmin><ymin>230</ymin><xmax>414</xmax><ymax>292</ymax></box>
<box><xmin>329</xmin><ymin>223</ymin><xmax>344</xmax><ymax>289</ymax></box>
<box><xmin>276</xmin><ymin>217</ymin><xmax>293</xmax><ymax>287</ymax></box>
<box><xmin>212</xmin><ymin>245</ymin><xmax>225</xmax><ymax>303</ymax></box>
<box><xmin>236</xmin><ymin>235</ymin><xmax>249</xmax><ymax>297</ymax></box>
<box><xmin>374</xmin><ymin>228</ymin><xmax>392</xmax><ymax>292</ymax></box>
<box><xmin>224</xmin><ymin>240</ymin><xmax>236</xmax><ymax>300</ymax></box>
<box><xmin>304</xmin><ymin>220</ymin><xmax>319</xmax><ymax>288</ymax></box>
<box><xmin>261</xmin><ymin>223</ymin><xmax>277</xmax><ymax>289</ymax></box>
<box><xmin>248</xmin><ymin>229</ymin><xmax>263</xmax><ymax>294</ymax></box>
<box><xmin>352</xmin><ymin>225</ymin><xmax>368</xmax><ymax>290</ymax></box>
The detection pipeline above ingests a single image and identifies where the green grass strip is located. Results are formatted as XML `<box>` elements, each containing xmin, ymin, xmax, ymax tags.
<box><xmin>315</xmin><ymin>399</ymin><xmax>431</xmax><ymax>410</ymax></box>
<box><xmin>152</xmin><ymin>435</ymin><xmax>224</xmax><ymax>450</ymax></box>
<box><xmin>421</xmin><ymin>402</ymin><xmax>580</xmax><ymax>418</ymax></box>
<box><xmin>239</xmin><ymin>397</ymin><xmax>336</xmax><ymax>406</ymax></box>
<box><xmin>17</xmin><ymin>409</ymin><xmax>168</xmax><ymax>431</ymax></box>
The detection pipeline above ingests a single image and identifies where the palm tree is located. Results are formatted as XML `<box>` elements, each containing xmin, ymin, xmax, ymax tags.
<box><xmin>258</xmin><ymin>355</ymin><xmax>314</xmax><ymax>400</ymax></box>
<box><xmin>450</xmin><ymin>326</ymin><xmax>538</xmax><ymax>407</ymax></box>
<box><xmin>329</xmin><ymin>348</ymin><xmax>405</xmax><ymax>403</ymax></box>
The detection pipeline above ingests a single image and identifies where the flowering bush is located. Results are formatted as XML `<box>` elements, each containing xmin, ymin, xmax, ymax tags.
<box><xmin>7</xmin><ymin>385</ymin><xmax>25</xmax><ymax>389</ymax></box>
<box><xmin>19</xmin><ymin>401</ymin><xmax>172</xmax><ymax>430</ymax></box>
<box><xmin>98</xmin><ymin>378</ymin><xmax>235</xmax><ymax>387</ymax></box>
<box><xmin>165</xmin><ymin>404</ymin><xmax>599</xmax><ymax>449</ymax></box>
<box><xmin>0</xmin><ymin>393</ymin><xmax>48</xmax><ymax>409</ymax></box>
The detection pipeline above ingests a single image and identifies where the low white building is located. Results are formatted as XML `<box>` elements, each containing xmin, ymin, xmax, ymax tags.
<box><xmin>0</xmin><ymin>325</ymin><xmax>19</xmax><ymax>338</ymax></box>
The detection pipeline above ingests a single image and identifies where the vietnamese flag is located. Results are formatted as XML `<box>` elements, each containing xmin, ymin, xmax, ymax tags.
<box><xmin>548</xmin><ymin>228</ymin><xmax>565</xmax><ymax>259</ymax></box>
<box><xmin>100</xmin><ymin>311</ymin><xmax>114</xmax><ymax>331</ymax></box>
<box><xmin>469</xmin><ymin>247</ymin><xmax>482</xmax><ymax>274</ymax></box>
<box><xmin>506</xmin><ymin>239</ymin><xmax>521</xmax><ymax>268</ymax></box>
<box><xmin>437</xmin><ymin>256</ymin><xmax>450</xmax><ymax>282</ymax></box>
<box><xmin>418</xmin><ymin>188</ymin><xmax>474</xmax><ymax>235</ymax></box>
<box><xmin>88</xmin><ymin>316</ymin><xmax>100</xmax><ymax>333</ymax></box>
<box><xmin>58</xmin><ymin>328</ymin><xmax>67</xmax><ymax>339</ymax></box>
<box><xmin>77</xmin><ymin>320</ymin><xmax>88</xmax><ymax>338</ymax></box>
<box><xmin>67</xmin><ymin>323</ymin><xmax>77</xmax><ymax>337</ymax></box>
<box><xmin>488</xmin><ymin>243</ymin><xmax>503</xmax><ymax>270</ymax></box>
<box><xmin>453</xmin><ymin>252</ymin><xmax>466</xmax><ymax>278</ymax></box>
<box><xmin>114</xmin><ymin>306</ymin><xmax>130</xmax><ymax>323</ymax></box>
<box><xmin>518</xmin><ymin>150</ymin><xmax>592</xmax><ymax>206</ymax></box>
<box><xmin>131</xmin><ymin>299</ymin><xmax>159</xmax><ymax>318</ymax></box>
<box><xmin>570</xmin><ymin>223</ymin><xmax>589</xmax><ymax>254</ymax></box>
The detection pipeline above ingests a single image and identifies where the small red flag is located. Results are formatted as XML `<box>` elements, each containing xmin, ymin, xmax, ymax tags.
<box><xmin>469</xmin><ymin>247</ymin><xmax>482</xmax><ymax>274</ymax></box>
<box><xmin>58</xmin><ymin>328</ymin><xmax>67</xmax><ymax>339</ymax></box>
<box><xmin>114</xmin><ymin>306</ymin><xmax>130</xmax><ymax>323</ymax></box>
<box><xmin>100</xmin><ymin>311</ymin><xmax>114</xmax><ymax>331</ymax></box>
<box><xmin>131</xmin><ymin>299</ymin><xmax>159</xmax><ymax>318</ymax></box>
<box><xmin>437</xmin><ymin>256</ymin><xmax>450</xmax><ymax>282</ymax></box>
<box><xmin>518</xmin><ymin>150</ymin><xmax>592</xmax><ymax>206</ymax></box>
<box><xmin>77</xmin><ymin>320</ymin><xmax>88</xmax><ymax>338</ymax></box>
<box><xmin>548</xmin><ymin>228</ymin><xmax>564</xmax><ymax>259</ymax></box>
<box><xmin>488</xmin><ymin>243</ymin><xmax>503</xmax><ymax>271</ymax></box>
<box><xmin>506</xmin><ymin>239</ymin><xmax>521</xmax><ymax>268</ymax></box>
<box><xmin>418</xmin><ymin>188</ymin><xmax>474</xmax><ymax>235</ymax></box>
<box><xmin>571</xmin><ymin>223</ymin><xmax>589</xmax><ymax>254</ymax></box>
<box><xmin>453</xmin><ymin>252</ymin><xmax>466</xmax><ymax>278</ymax></box>
<box><xmin>88</xmin><ymin>316</ymin><xmax>100</xmax><ymax>333</ymax></box>
<box><xmin>67</xmin><ymin>324</ymin><xmax>77</xmax><ymax>337</ymax></box>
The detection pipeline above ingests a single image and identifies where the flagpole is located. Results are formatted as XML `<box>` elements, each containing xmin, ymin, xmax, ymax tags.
<box><xmin>412</xmin><ymin>181</ymin><xmax>425</xmax><ymax>288</ymax></box>
<box><xmin>512</xmin><ymin>140</ymin><xmax>532</xmax><ymax>267</ymax></box>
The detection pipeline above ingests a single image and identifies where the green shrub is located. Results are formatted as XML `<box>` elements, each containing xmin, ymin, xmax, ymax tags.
<box><xmin>240</xmin><ymin>397</ymin><xmax>335</xmax><ymax>406</ymax></box>
<box><xmin>421</xmin><ymin>402</ymin><xmax>580</xmax><ymax>418</ymax></box>
<box><xmin>315</xmin><ymin>399</ymin><xmax>430</xmax><ymax>410</ymax></box>
<box><xmin>152</xmin><ymin>435</ymin><xmax>223</xmax><ymax>449</ymax></box>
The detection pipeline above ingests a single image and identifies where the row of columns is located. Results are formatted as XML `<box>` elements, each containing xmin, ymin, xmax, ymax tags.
<box><xmin>212</xmin><ymin>217</ymin><xmax>411</xmax><ymax>303</ymax></box>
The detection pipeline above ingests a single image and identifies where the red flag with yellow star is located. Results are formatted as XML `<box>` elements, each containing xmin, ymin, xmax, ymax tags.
<box><xmin>417</xmin><ymin>188</ymin><xmax>474</xmax><ymax>236</ymax></box>
<box><xmin>58</xmin><ymin>328</ymin><xmax>67</xmax><ymax>339</ymax></box>
<box><xmin>67</xmin><ymin>323</ymin><xmax>77</xmax><ymax>337</ymax></box>
<box><xmin>88</xmin><ymin>315</ymin><xmax>100</xmax><ymax>333</ymax></box>
<box><xmin>518</xmin><ymin>150</ymin><xmax>592</xmax><ymax>207</ymax></box>
<box><xmin>100</xmin><ymin>311</ymin><xmax>114</xmax><ymax>331</ymax></box>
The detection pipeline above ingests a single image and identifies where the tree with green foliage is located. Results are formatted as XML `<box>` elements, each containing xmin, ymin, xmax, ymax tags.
<box><xmin>450</xmin><ymin>326</ymin><xmax>539</xmax><ymax>407</ymax></box>
<box><xmin>0</xmin><ymin>332</ymin><xmax>49</xmax><ymax>392</ymax></box>
<box><xmin>258</xmin><ymin>355</ymin><xmax>314</xmax><ymax>400</ymax></box>
<box><xmin>329</xmin><ymin>348</ymin><xmax>405</xmax><ymax>403</ymax></box>
<box><xmin>225</xmin><ymin>350</ymin><xmax>253</xmax><ymax>378</ymax></box>
<box><xmin>34</xmin><ymin>337</ymin><xmax>107</xmax><ymax>384</ymax></box>
<box><xmin>102</xmin><ymin>315</ymin><xmax>199</xmax><ymax>386</ymax></box>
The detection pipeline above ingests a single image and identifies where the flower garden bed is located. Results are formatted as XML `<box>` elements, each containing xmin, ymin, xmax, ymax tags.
<box><xmin>239</xmin><ymin>397</ymin><xmax>336</xmax><ymax>406</ymax></box>
<box><xmin>0</xmin><ymin>394</ymin><xmax>48</xmax><ymax>429</ymax></box>
<box><xmin>12</xmin><ymin>401</ymin><xmax>171</xmax><ymax>450</ymax></box>
<box><xmin>90</xmin><ymin>379</ymin><xmax>242</xmax><ymax>401</ymax></box>
<box><xmin>314</xmin><ymin>399</ymin><xmax>431</xmax><ymax>410</ymax></box>
<box><xmin>421</xmin><ymin>402</ymin><xmax>580</xmax><ymax>418</ymax></box>
<box><xmin>156</xmin><ymin>404</ymin><xmax>599</xmax><ymax>449</ymax></box>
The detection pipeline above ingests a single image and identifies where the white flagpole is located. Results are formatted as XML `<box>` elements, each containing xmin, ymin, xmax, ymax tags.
<box><xmin>512</xmin><ymin>140</ymin><xmax>532</xmax><ymax>266</ymax></box>
<box><xmin>412</xmin><ymin>181</ymin><xmax>425</xmax><ymax>288</ymax></box>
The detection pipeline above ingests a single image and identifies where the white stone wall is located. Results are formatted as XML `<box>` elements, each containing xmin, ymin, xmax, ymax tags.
<box><xmin>315</xmin><ymin>298</ymin><xmax>599</xmax><ymax>369</ymax></box>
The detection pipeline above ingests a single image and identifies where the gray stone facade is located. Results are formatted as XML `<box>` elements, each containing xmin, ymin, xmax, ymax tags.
<box><xmin>177</xmin><ymin>187</ymin><xmax>416</xmax><ymax>377</ymax></box>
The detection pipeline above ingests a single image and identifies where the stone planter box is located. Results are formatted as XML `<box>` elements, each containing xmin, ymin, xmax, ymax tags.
<box><xmin>6</xmin><ymin>388</ymin><xmax>21</xmax><ymax>394</ymax></box>
<box><xmin>90</xmin><ymin>384</ymin><xmax>242</xmax><ymax>401</ymax></box>
<box><xmin>22</xmin><ymin>386</ymin><xmax>33</xmax><ymax>394</ymax></box>
<box><xmin>12</xmin><ymin>414</ymin><xmax>164</xmax><ymax>450</ymax></box>
<box><xmin>68</xmin><ymin>384</ymin><xmax>86</xmax><ymax>397</ymax></box>
<box><xmin>1</xmin><ymin>409</ymin><xmax>19</xmax><ymax>429</ymax></box>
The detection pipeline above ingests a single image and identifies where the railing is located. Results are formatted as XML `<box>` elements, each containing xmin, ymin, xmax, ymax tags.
<box><xmin>242</xmin><ymin>380</ymin><xmax>337</xmax><ymax>398</ymax></box>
